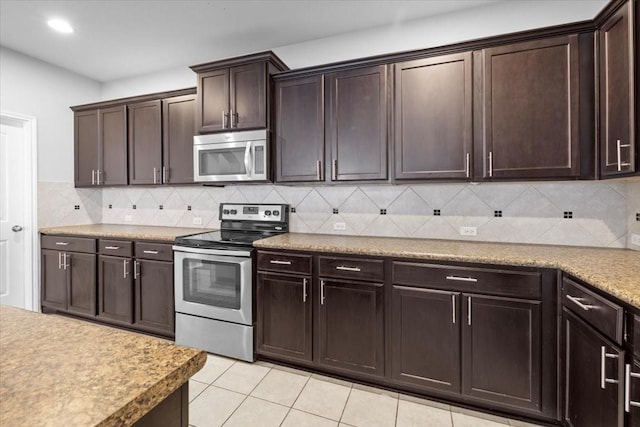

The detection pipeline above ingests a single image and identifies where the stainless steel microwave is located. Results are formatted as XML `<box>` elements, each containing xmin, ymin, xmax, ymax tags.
<box><xmin>193</xmin><ymin>130</ymin><xmax>268</xmax><ymax>182</ymax></box>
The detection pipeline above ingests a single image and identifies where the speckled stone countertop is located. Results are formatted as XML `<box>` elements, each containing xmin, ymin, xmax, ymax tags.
<box><xmin>39</xmin><ymin>224</ymin><xmax>212</xmax><ymax>242</ymax></box>
<box><xmin>0</xmin><ymin>306</ymin><xmax>206</xmax><ymax>427</ymax></box>
<box><xmin>254</xmin><ymin>233</ymin><xmax>640</xmax><ymax>308</ymax></box>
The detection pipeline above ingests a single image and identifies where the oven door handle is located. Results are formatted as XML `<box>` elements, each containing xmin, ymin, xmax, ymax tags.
<box><xmin>244</xmin><ymin>141</ymin><xmax>252</xmax><ymax>176</ymax></box>
<box><xmin>172</xmin><ymin>245</ymin><xmax>252</xmax><ymax>258</ymax></box>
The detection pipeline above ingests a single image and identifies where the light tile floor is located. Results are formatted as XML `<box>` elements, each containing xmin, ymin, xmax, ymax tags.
<box><xmin>189</xmin><ymin>354</ymin><xmax>545</xmax><ymax>427</ymax></box>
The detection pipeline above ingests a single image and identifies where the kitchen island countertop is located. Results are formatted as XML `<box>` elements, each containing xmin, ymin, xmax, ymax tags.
<box><xmin>254</xmin><ymin>233</ymin><xmax>640</xmax><ymax>308</ymax></box>
<box><xmin>0</xmin><ymin>306</ymin><xmax>206</xmax><ymax>426</ymax></box>
<box><xmin>39</xmin><ymin>224</ymin><xmax>213</xmax><ymax>242</ymax></box>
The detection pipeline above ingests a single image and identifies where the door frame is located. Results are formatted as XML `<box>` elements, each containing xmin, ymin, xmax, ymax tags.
<box><xmin>1</xmin><ymin>111</ymin><xmax>38</xmax><ymax>311</ymax></box>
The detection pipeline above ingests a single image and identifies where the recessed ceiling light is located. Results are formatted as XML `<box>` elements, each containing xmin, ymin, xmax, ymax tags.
<box><xmin>47</xmin><ymin>19</ymin><xmax>74</xmax><ymax>34</ymax></box>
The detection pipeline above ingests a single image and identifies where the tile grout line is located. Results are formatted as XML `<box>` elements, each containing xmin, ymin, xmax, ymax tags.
<box><xmin>337</xmin><ymin>382</ymin><xmax>354</xmax><ymax>425</ymax></box>
<box><xmin>219</xmin><ymin>363</ymin><xmax>273</xmax><ymax>426</ymax></box>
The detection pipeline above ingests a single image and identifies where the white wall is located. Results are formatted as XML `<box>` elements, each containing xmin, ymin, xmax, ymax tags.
<box><xmin>0</xmin><ymin>46</ymin><xmax>101</xmax><ymax>183</ymax></box>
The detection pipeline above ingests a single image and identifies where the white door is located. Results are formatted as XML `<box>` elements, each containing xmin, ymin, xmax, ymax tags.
<box><xmin>0</xmin><ymin>116</ymin><xmax>28</xmax><ymax>308</ymax></box>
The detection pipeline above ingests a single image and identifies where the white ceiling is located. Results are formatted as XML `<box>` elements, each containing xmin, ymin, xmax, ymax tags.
<box><xmin>0</xmin><ymin>0</ymin><xmax>505</xmax><ymax>83</ymax></box>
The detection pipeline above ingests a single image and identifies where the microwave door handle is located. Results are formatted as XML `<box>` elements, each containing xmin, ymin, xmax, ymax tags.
<box><xmin>244</xmin><ymin>141</ymin><xmax>252</xmax><ymax>176</ymax></box>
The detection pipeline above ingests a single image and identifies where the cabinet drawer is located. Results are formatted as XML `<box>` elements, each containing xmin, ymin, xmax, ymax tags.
<box><xmin>562</xmin><ymin>277</ymin><xmax>623</xmax><ymax>344</ymax></box>
<box><xmin>135</xmin><ymin>242</ymin><xmax>173</xmax><ymax>261</ymax></box>
<box><xmin>41</xmin><ymin>235</ymin><xmax>96</xmax><ymax>254</ymax></box>
<box><xmin>257</xmin><ymin>251</ymin><xmax>312</xmax><ymax>275</ymax></box>
<box><xmin>98</xmin><ymin>239</ymin><xmax>132</xmax><ymax>257</ymax></box>
<box><xmin>318</xmin><ymin>256</ymin><xmax>384</xmax><ymax>282</ymax></box>
<box><xmin>392</xmin><ymin>261</ymin><xmax>541</xmax><ymax>299</ymax></box>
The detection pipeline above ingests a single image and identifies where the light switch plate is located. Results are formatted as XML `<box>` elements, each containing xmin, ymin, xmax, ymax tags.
<box><xmin>193</xmin><ymin>217</ymin><xmax>203</xmax><ymax>225</ymax></box>
<box><xmin>333</xmin><ymin>222</ymin><xmax>346</xmax><ymax>231</ymax></box>
<box><xmin>460</xmin><ymin>226</ymin><xmax>477</xmax><ymax>236</ymax></box>
<box><xmin>631</xmin><ymin>234</ymin><xmax>640</xmax><ymax>247</ymax></box>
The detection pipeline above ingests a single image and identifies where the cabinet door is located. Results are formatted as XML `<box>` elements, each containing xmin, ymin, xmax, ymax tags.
<box><xmin>98</xmin><ymin>255</ymin><xmax>134</xmax><ymax>323</ymax></box>
<box><xmin>256</xmin><ymin>272</ymin><xmax>312</xmax><ymax>362</ymax></box>
<box><xmin>564</xmin><ymin>309</ymin><xmax>624</xmax><ymax>427</ymax></box>
<box><xmin>274</xmin><ymin>76</ymin><xmax>325</xmax><ymax>182</ymax></box>
<box><xmin>162</xmin><ymin>94</ymin><xmax>196</xmax><ymax>184</ymax></box>
<box><xmin>74</xmin><ymin>110</ymin><xmax>99</xmax><ymax>187</ymax></box>
<box><xmin>395</xmin><ymin>53</ymin><xmax>472</xmax><ymax>180</ymax></box>
<box><xmin>462</xmin><ymin>294</ymin><xmax>542</xmax><ymax>411</ymax></box>
<box><xmin>628</xmin><ymin>359</ymin><xmax>640</xmax><ymax>427</ymax></box>
<box><xmin>481</xmin><ymin>35</ymin><xmax>580</xmax><ymax>179</ymax></box>
<box><xmin>326</xmin><ymin>65</ymin><xmax>388</xmax><ymax>181</ymax></box>
<box><xmin>99</xmin><ymin>105</ymin><xmax>128</xmax><ymax>185</ymax></box>
<box><xmin>230</xmin><ymin>63</ymin><xmax>266</xmax><ymax>130</ymax></box>
<box><xmin>134</xmin><ymin>259</ymin><xmax>174</xmax><ymax>337</ymax></box>
<box><xmin>41</xmin><ymin>250</ymin><xmax>67</xmax><ymax>310</ymax></box>
<box><xmin>391</xmin><ymin>286</ymin><xmax>460</xmax><ymax>393</ymax></box>
<box><xmin>197</xmin><ymin>68</ymin><xmax>229</xmax><ymax>133</ymax></box>
<box><xmin>318</xmin><ymin>278</ymin><xmax>384</xmax><ymax>376</ymax></box>
<box><xmin>66</xmin><ymin>252</ymin><xmax>96</xmax><ymax>317</ymax></box>
<box><xmin>128</xmin><ymin>100</ymin><xmax>162</xmax><ymax>185</ymax></box>
<box><xmin>599</xmin><ymin>1</ymin><xmax>636</xmax><ymax>176</ymax></box>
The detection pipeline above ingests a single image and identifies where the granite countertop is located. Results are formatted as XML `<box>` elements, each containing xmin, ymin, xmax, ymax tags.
<box><xmin>0</xmin><ymin>306</ymin><xmax>206</xmax><ymax>427</ymax></box>
<box><xmin>254</xmin><ymin>233</ymin><xmax>640</xmax><ymax>308</ymax></box>
<box><xmin>39</xmin><ymin>224</ymin><xmax>212</xmax><ymax>242</ymax></box>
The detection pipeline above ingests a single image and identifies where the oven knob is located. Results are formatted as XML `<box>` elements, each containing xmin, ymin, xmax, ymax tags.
<box><xmin>264</xmin><ymin>210</ymin><xmax>271</xmax><ymax>216</ymax></box>
<box><xmin>230</xmin><ymin>209</ymin><xmax>237</xmax><ymax>215</ymax></box>
<box><xmin>223</xmin><ymin>209</ymin><xmax>230</xmax><ymax>215</ymax></box>
<box><xmin>273</xmin><ymin>210</ymin><xmax>280</xmax><ymax>216</ymax></box>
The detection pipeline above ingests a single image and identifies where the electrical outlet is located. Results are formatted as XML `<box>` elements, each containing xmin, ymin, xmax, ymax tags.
<box><xmin>193</xmin><ymin>217</ymin><xmax>203</xmax><ymax>225</ymax></box>
<box><xmin>333</xmin><ymin>222</ymin><xmax>346</xmax><ymax>231</ymax></box>
<box><xmin>124</xmin><ymin>215</ymin><xmax>132</xmax><ymax>222</ymax></box>
<box><xmin>459</xmin><ymin>226</ymin><xmax>477</xmax><ymax>236</ymax></box>
<box><xmin>631</xmin><ymin>234</ymin><xmax>640</xmax><ymax>247</ymax></box>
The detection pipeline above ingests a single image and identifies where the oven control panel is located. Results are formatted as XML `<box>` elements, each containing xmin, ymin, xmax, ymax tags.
<box><xmin>219</xmin><ymin>203</ymin><xmax>288</xmax><ymax>222</ymax></box>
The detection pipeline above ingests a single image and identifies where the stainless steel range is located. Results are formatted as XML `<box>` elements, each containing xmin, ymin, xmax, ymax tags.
<box><xmin>172</xmin><ymin>203</ymin><xmax>289</xmax><ymax>362</ymax></box>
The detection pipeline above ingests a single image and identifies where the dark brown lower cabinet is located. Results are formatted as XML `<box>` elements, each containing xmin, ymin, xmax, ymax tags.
<box><xmin>41</xmin><ymin>250</ymin><xmax>68</xmax><ymax>310</ymax></box>
<box><xmin>41</xmin><ymin>249</ymin><xmax>96</xmax><ymax>316</ymax></box>
<box><xmin>256</xmin><ymin>272</ymin><xmax>312</xmax><ymax>362</ymax></box>
<box><xmin>98</xmin><ymin>255</ymin><xmax>134</xmax><ymax>324</ymax></box>
<box><xmin>564</xmin><ymin>309</ymin><xmax>624</xmax><ymax>427</ymax></box>
<box><xmin>134</xmin><ymin>259</ymin><xmax>174</xmax><ymax>337</ymax></box>
<box><xmin>462</xmin><ymin>294</ymin><xmax>542</xmax><ymax>411</ymax></box>
<box><xmin>318</xmin><ymin>278</ymin><xmax>384</xmax><ymax>377</ymax></box>
<box><xmin>391</xmin><ymin>286</ymin><xmax>461</xmax><ymax>393</ymax></box>
<box><xmin>628</xmin><ymin>359</ymin><xmax>640</xmax><ymax>427</ymax></box>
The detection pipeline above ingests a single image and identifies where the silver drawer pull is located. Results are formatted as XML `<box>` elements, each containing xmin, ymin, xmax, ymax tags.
<box><xmin>270</xmin><ymin>260</ymin><xmax>291</xmax><ymax>265</ymax></box>
<box><xmin>446</xmin><ymin>275</ymin><xmax>477</xmax><ymax>283</ymax></box>
<box><xmin>143</xmin><ymin>250</ymin><xmax>159</xmax><ymax>255</ymax></box>
<box><xmin>625</xmin><ymin>364</ymin><xmax>640</xmax><ymax>412</ymax></box>
<box><xmin>104</xmin><ymin>246</ymin><xmax>120</xmax><ymax>250</ymax></box>
<box><xmin>55</xmin><ymin>242</ymin><xmax>69</xmax><ymax>246</ymax></box>
<box><xmin>566</xmin><ymin>295</ymin><xmax>596</xmax><ymax>311</ymax></box>
<box><xmin>336</xmin><ymin>265</ymin><xmax>361</xmax><ymax>272</ymax></box>
<box><xmin>601</xmin><ymin>346</ymin><xmax>619</xmax><ymax>389</ymax></box>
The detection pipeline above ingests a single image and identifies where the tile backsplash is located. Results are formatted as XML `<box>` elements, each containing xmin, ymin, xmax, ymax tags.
<box><xmin>39</xmin><ymin>180</ymin><xmax>640</xmax><ymax>250</ymax></box>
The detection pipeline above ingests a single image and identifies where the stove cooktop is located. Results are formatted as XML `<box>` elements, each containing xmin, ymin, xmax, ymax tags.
<box><xmin>175</xmin><ymin>229</ymin><xmax>281</xmax><ymax>249</ymax></box>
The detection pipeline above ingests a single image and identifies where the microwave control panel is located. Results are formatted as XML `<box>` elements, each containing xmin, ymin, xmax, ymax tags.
<box><xmin>219</xmin><ymin>203</ymin><xmax>288</xmax><ymax>222</ymax></box>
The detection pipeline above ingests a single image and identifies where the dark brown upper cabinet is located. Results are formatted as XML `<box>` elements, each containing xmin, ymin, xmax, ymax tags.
<box><xmin>190</xmin><ymin>51</ymin><xmax>288</xmax><ymax>134</ymax></box>
<box><xmin>73</xmin><ymin>106</ymin><xmax>127</xmax><ymax>187</ymax></box>
<box><xmin>128</xmin><ymin>100</ymin><xmax>162</xmax><ymax>185</ymax></box>
<box><xmin>475</xmin><ymin>34</ymin><xmax>589</xmax><ymax>180</ymax></box>
<box><xmin>274</xmin><ymin>75</ymin><xmax>325</xmax><ymax>182</ymax></box>
<box><xmin>394</xmin><ymin>52</ymin><xmax>473</xmax><ymax>180</ymax></box>
<box><xmin>162</xmin><ymin>94</ymin><xmax>196</xmax><ymax>184</ymax></box>
<box><xmin>326</xmin><ymin>65</ymin><xmax>388</xmax><ymax>181</ymax></box>
<box><xmin>599</xmin><ymin>0</ymin><xmax>637</xmax><ymax>177</ymax></box>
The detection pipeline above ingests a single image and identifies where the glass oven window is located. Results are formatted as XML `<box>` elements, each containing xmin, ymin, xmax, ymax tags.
<box><xmin>183</xmin><ymin>258</ymin><xmax>241</xmax><ymax>309</ymax></box>
<box><xmin>200</xmin><ymin>147</ymin><xmax>247</xmax><ymax>176</ymax></box>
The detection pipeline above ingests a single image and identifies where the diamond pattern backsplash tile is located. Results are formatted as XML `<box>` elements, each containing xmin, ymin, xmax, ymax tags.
<box><xmin>38</xmin><ymin>180</ymin><xmax>640</xmax><ymax>249</ymax></box>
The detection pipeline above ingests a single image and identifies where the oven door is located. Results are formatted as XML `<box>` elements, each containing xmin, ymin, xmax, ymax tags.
<box><xmin>194</xmin><ymin>140</ymin><xmax>267</xmax><ymax>182</ymax></box>
<box><xmin>174</xmin><ymin>247</ymin><xmax>252</xmax><ymax>325</ymax></box>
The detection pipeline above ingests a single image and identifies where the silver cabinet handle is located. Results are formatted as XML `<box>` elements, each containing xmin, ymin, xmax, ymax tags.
<box><xmin>55</xmin><ymin>242</ymin><xmax>69</xmax><ymax>246</ymax></box>
<box><xmin>303</xmin><ymin>278</ymin><xmax>308</xmax><ymax>303</ymax></box>
<box><xmin>11</xmin><ymin>225</ymin><xmax>23</xmax><ymax>232</ymax></box>
<box><xmin>230</xmin><ymin>109</ymin><xmax>234</xmax><ymax>128</ymax></box>
<box><xmin>465</xmin><ymin>153</ymin><xmax>470</xmax><ymax>178</ymax></box>
<box><xmin>222</xmin><ymin>110</ymin><xmax>227</xmax><ymax>128</ymax></box>
<box><xmin>336</xmin><ymin>265</ymin><xmax>361</xmax><ymax>272</ymax></box>
<box><xmin>62</xmin><ymin>253</ymin><xmax>69</xmax><ymax>270</ymax></box>
<box><xmin>230</xmin><ymin>109</ymin><xmax>237</xmax><ymax>128</ymax></box>
<box><xmin>601</xmin><ymin>346</ymin><xmax>620</xmax><ymax>389</ymax></box>
<box><xmin>446</xmin><ymin>275</ymin><xmax>477</xmax><ymax>283</ymax></box>
<box><xmin>153</xmin><ymin>167</ymin><xmax>157</xmax><ymax>184</ymax></box>
<box><xmin>566</xmin><ymin>295</ymin><xmax>595</xmax><ymax>311</ymax></box>
<box><xmin>244</xmin><ymin>141</ymin><xmax>252</xmax><ymax>176</ymax></box>
<box><xmin>488</xmin><ymin>151</ymin><xmax>493</xmax><ymax>177</ymax></box>
<box><xmin>58</xmin><ymin>252</ymin><xmax>62</xmax><ymax>270</ymax></box>
<box><xmin>452</xmin><ymin>294</ymin><xmax>456</xmax><ymax>324</ymax></box>
<box><xmin>269</xmin><ymin>260</ymin><xmax>291</xmax><ymax>265</ymax></box>
<box><xmin>162</xmin><ymin>166</ymin><xmax>167</xmax><ymax>183</ymax></box>
<box><xmin>91</xmin><ymin>169</ymin><xmax>96</xmax><ymax>185</ymax></box>
<box><xmin>123</xmin><ymin>259</ymin><xmax>129</xmax><ymax>278</ymax></box>
<box><xmin>617</xmin><ymin>139</ymin><xmax>632</xmax><ymax>171</ymax></box>
<box><xmin>104</xmin><ymin>246</ymin><xmax>120</xmax><ymax>250</ymax></box>
<box><xmin>134</xmin><ymin>261</ymin><xmax>140</xmax><ymax>279</ymax></box>
<box><xmin>467</xmin><ymin>296</ymin><xmax>472</xmax><ymax>326</ymax></box>
<box><xmin>321</xmin><ymin>280</ymin><xmax>326</xmax><ymax>305</ymax></box>
<box><xmin>317</xmin><ymin>160</ymin><xmax>322</xmax><ymax>181</ymax></box>
<box><xmin>332</xmin><ymin>159</ymin><xmax>338</xmax><ymax>180</ymax></box>
<box><xmin>97</xmin><ymin>170</ymin><xmax>101</xmax><ymax>185</ymax></box>
<box><xmin>625</xmin><ymin>364</ymin><xmax>640</xmax><ymax>412</ymax></box>
<box><xmin>143</xmin><ymin>250</ymin><xmax>159</xmax><ymax>255</ymax></box>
